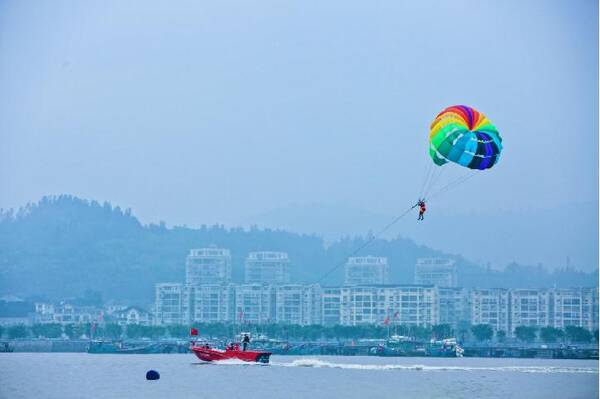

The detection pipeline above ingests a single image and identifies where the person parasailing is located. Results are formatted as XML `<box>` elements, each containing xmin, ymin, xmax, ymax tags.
<box><xmin>415</xmin><ymin>199</ymin><xmax>426</xmax><ymax>220</ymax></box>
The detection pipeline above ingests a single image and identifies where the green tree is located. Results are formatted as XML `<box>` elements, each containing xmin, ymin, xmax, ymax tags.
<box><xmin>565</xmin><ymin>326</ymin><xmax>592</xmax><ymax>343</ymax></box>
<box><xmin>63</xmin><ymin>323</ymin><xmax>88</xmax><ymax>339</ymax></box>
<box><xmin>8</xmin><ymin>324</ymin><xmax>28</xmax><ymax>339</ymax></box>
<box><xmin>31</xmin><ymin>324</ymin><xmax>45</xmax><ymax>338</ymax></box>
<box><xmin>514</xmin><ymin>326</ymin><xmax>537</xmax><ymax>343</ymax></box>
<box><xmin>496</xmin><ymin>330</ymin><xmax>506</xmax><ymax>343</ymax></box>
<box><xmin>167</xmin><ymin>325</ymin><xmax>189</xmax><ymax>338</ymax></box>
<box><xmin>456</xmin><ymin>321</ymin><xmax>471</xmax><ymax>342</ymax></box>
<box><xmin>432</xmin><ymin>324</ymin><xmax>454</xmax><ymax>339</ymax></box>
<box><xmin>126</xmin><ymin>324</ymin><xmax>145</xmax><ymax>338</ymax></box>
<box><xmin>150</xmin><ymin>326</ymin><xmax>166</xmax><ymax>339</ymax></box>
<box><xmin>35</xmin><ymin>323</ymin><xmax>63</xmax><ymax>339</ymax></box>
<box><xmin>471</xmin><ymin>324</ymin><xmax>493</xmax><ymax>342</ymax></box>
<box><xmin>539</xmin><ymin>327</ymin><xmax>563</xmax><ymax>343</ymax></box>
<box><xmin>103</xmin><ymin>324</ymin><xmax>123</xmax><ymax>339</ymax></box>
<box><xmin>63</xmin><ymin>324</ymin><xmax>77</xmax><ymax>339</ymax></box>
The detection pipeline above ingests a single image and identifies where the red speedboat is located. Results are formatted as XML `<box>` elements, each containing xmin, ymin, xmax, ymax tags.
<box><xmin>191</xmin><ymin>344</ymin><xmax>271</xmax><ymax>364</ymax></box>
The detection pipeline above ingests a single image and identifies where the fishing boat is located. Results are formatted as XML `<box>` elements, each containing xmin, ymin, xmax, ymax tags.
<box><xmin>87</xmin><ymin>340</ymin><xmax>188</xmax><ymax>354</ymax></box>
<box><xmin>426</xmin><ymin>338</ymin><xmax>464</xmax><ymax>357</ymax></box>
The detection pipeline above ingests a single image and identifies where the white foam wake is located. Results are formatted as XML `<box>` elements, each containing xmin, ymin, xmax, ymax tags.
<box><xmin>194</xmin><ymin>358</ymin><xmax>268</xmax><ymax>366</ymax></box>
<box><xmin>277</xmin><ymin>358</ymin><xmax>598</xmax><ymax>374</ymax></box>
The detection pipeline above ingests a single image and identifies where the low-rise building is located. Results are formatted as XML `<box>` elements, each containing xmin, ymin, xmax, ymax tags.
<box><xmin>111</xmin><ymin>306</ymin><xmax>152</xmax><ymax>326</ymax></box>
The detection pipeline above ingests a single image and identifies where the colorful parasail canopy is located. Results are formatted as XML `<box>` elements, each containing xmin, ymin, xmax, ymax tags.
<box><xmin>429</xmin><ymin>105</ymin><xmax>502</xmax><ymax>170</ymax></box>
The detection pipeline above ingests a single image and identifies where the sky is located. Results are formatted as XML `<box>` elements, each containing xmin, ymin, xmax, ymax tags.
<box><xmin>1</xmin><ymin>0</ymin><xmax>598</xmax><ymax>269</ymax></box>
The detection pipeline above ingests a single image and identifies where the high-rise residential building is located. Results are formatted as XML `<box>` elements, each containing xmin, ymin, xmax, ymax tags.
<box><xmin>437</xmin><ymin>287</ymin><xmax>470</xmax><ymax>329</ymax></box>
<box><xmin>322</xmin><ymin>287</ymin><xmax>343</xmax><ymax>326</ymax></box>
<box><xmin>414</xmin><ymin>258</ymin><xmax>457</xmax><ymax>287</ymax></box>
<box><xmin>336</xmin><ymin>285</ymin><xmax>438</xmax><ymax>327</ymax></box>
<box><xmin>189</xmin><ymin>284</ymin><xmax>236</xmax><ymax>324</ymax></box>
<box><xmin>550</xmin><ymin>288</ymin><xmax>598</xmax><ymax>331</ymax></box>
<box><xmin>244</xmin><ymin>252</ymin><xmax>290</xmax><ymax>284</ymax></box>
<box><xmin>274</xmin><ymin>284</ymin><xmax>322</xmax><ymax>325</ymax></box>
<box><xmin>470</xmin><ymin>288</ymin><xmax>510</xmax><ymax>332</ymax></box>
<box><xmin>235</xmin><ymin>284</ymin><xmax>275</xmax><ymax>324</ymax></box>
<box><xmin>154</xmin><ymin>283</ymin><xmax>189</xmax><ymax>325</ymax></box>
<box><xmin>185</xmin><ymin>247</ymin><xmax>232</xmax><ymax>285</ymax></box>
<box><xmin>339</xmin><ymin>286</ymin><xmax>380</xmax><ymax>325</ymax></box>
<box><xmin>509</xmin><ymin>289</ymin><xmax>551</xmax><ymax>331</ymax></box>
<box><xmin>344</xmin><ymin>256</ymin><xmax>390</xmax><ymax>286</ymax></box>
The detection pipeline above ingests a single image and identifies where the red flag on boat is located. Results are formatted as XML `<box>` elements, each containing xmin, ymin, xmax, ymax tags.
<box><xmin>383</xmin><ymin>316</ymin><xmax>390</xmax><ymax>326</ymax></box>
<box><xmin>190</xmin><ymin>327</ymin><xmax>198</xmax><ymax>336</ymax></box>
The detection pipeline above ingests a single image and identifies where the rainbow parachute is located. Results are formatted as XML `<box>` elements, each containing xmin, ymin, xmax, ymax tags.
<box><xmin>429</xmin><ymin>105</ymin><xmax>502</xmax><ymax>170</ymax></box>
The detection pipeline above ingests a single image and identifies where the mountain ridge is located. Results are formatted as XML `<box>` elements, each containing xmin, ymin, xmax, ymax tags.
<box><xmin>0</xmin><ymin>195</ymin><xmax>596</xmax><ymax>303</ymax></box>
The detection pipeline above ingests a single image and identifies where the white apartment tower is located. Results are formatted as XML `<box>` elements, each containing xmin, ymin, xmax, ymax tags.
<box><xmin>154</xmin><ymin>283</ymin><xmax>189</xmax><ymax>325</ymax></box>
<box><xmin>335</xmin><ymin>285</ymin><xmax>437</xmax><ymax>327</ymax></box>
<box><xmin>274</xmin><ymin>284</ymin><xmax>323</xmax><ymax>326</ymax></box>
<box><xmin>551</xmin><ymin>288</ymin><xmax>598</xmax><ymax>331</ymax></box>
<box><xmin>185</xmin><ymin>247</ymin><xmax>232</xmax><ymax>285</ymax></box>
<box><xmin>322</xmin><ymin>287</ymin><xmax>343</xmax><ymax>326</ymax></box>
<box><xmin>189</xmin><ymin>284</ymin><xmax>236</xmax><ymax>324</ymax></box>
<box><xmin>437</xmin><ymin>287</ymin><xmax>471</xmax><ymax>328</ymax></box>
<box><xmin>414</xmin><ymin>258</ymin><xmax>457</xmax><ymax>287</ymax></box>
<box><xmin>510</xmin><ymin>289</ymin><xmax>551</xmax><ymax>330</ymax></box>
<box><xmin>344</xmin><ymin>256</ymin><xmax>390</xmax><ymax>286</ymax></box>
<box><xmin>235</xmin><ymin>284</ymin><xmax>275</xmax><ymax>324</ymax></box>
<box><xmin>470</xmin><ymin>288</ymin><xmax>510</xmax><ymax>332</ymax></box>
<box><xmin>245</xmin><ymin>252</ymin><xmax>290</xmax><ymax>284</ymax></box>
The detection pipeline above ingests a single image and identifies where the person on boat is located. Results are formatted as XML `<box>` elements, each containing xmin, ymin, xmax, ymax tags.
<box><xmin>234</xmin><ymin>343</ymin><xmax>240</xmax><ymax>351</ymax></box>
<box><xmin>242</xmin><ymin>334</ymin><xmax>250</xmax><ymax>351</ymax></box>
<box><xmin>228</xmin><ymin>343</ymin><xmax>235</xmax><ymax>351</ymax></box>
<box><xmin>417</xmin><ymin>200</ymin><xmax>426</xmax><ymax>221</ymax></box>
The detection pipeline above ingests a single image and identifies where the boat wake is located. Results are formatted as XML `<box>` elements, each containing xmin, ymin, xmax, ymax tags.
<box><xmin>277</xmin><ymin>358</ymin><xmax>598</xmax><ymax>374</ymax></box>
<box><xmin>193</xmin><ymin>358</ymin><xmax>268</xmax><ymax>366</ymax></box>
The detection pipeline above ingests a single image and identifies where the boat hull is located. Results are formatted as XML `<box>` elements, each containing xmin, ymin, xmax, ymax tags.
<box><xmin>191</xmin><ymin>346</ymin><xmax>271</xmax><ymax>363</ymax></box>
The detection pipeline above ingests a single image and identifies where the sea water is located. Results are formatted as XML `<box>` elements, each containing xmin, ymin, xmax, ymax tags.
<box><xmin>1</xmin><ymin>353</ymin><xmax>598</xmax><ymax>399</ymax></box>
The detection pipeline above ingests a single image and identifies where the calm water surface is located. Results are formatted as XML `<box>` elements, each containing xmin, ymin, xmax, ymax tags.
<box><xmin>1</xmin><ymin>353</ymin><xmax>598</xmax><ymax>399</ymax></box>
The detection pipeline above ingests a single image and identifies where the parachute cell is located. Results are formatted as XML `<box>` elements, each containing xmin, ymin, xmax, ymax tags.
<box><xmin>429</xmin><ymin>105</ymin><xmax>502</xmax><ymax>170</ymax></box>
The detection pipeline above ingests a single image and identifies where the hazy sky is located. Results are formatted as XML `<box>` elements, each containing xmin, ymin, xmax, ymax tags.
<box><xmin>1</xmin><ymin>1</ymin><xmax>598</xmax><ymax>264</ymax></box>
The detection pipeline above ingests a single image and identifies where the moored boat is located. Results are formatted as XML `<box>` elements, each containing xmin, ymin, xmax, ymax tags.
<box><xmin>426</xmin><ymin>338</ymin><xmax>464</xmax><ymax>357</ymax></box>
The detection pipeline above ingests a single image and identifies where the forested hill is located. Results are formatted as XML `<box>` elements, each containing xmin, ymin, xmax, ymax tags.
<box><xmin>0</xmin><ymin>196</ymin><xmax>596</xmax><ymax>303</ymax></box>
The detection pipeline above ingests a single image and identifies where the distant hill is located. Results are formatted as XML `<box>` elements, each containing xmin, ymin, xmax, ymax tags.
<box><xmin>241</xmin><ymin>201</ymin><xmax>599</xmax><ymax>271</ymax></box>
<box><xmin>0</xmin><ymin>195</ymin><xmax>596</xmax><ymax>303</ymax></box>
